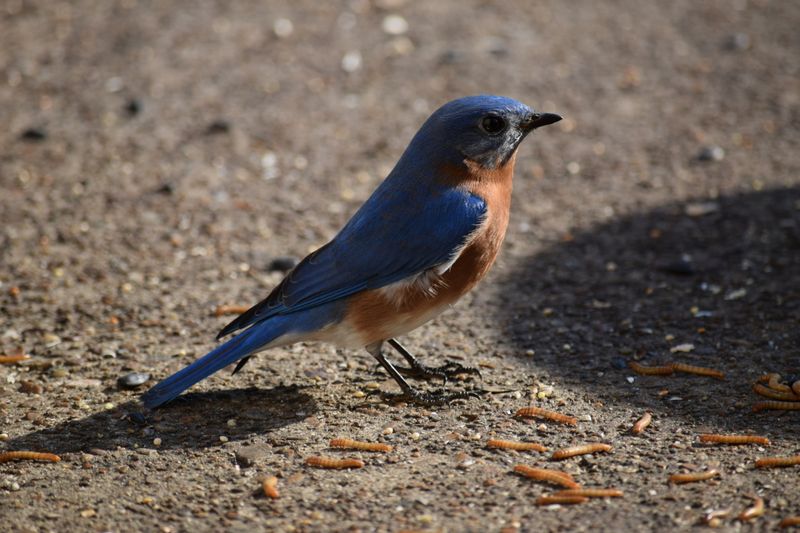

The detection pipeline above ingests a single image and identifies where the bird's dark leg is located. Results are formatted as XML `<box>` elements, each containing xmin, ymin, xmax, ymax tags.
<box><xmin>387</xmin><ymin>338</ymin><xmax>481</xmax><ymax>384</ymax></box>
<box><xmin>366</xmin><ymin>341</ymin><xmax>484</xmax><ymax>405</ymax></box>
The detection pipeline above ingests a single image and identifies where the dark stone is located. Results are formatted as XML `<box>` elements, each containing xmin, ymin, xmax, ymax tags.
<box><xmin>268</xmin><ymin>256</ymin><xmax>299</xmax><ymax>272</ymax></box>
<box><xmin>20</xmin><ymin>128</ymin><xmax>47</xmax><ymax>141</ymax></box>
<box><xmin>125</xmin><ymin>99</ymin><xmax>141</xmax><ymax>116</ymax></box>
<box><xmin>206</xmin><ymin>120</ymin><xmax>230</xmax><ymax>134</ymax></box>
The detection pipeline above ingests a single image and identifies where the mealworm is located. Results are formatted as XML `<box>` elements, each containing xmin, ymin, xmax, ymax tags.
<box><xmin>305</xmin><ymin>456</ymin><xmax>364</xmax><ymax>469</ymax></box>
<box><xmin>0</xmin><ymin>354</ymin><xmax>30</xmax><ymax>364</ymax></box>
<box><xmin>512</xmin><ymin>465</ymin><xmax>580</xmax><ymax>489</ymax></box>
<box><xmin>329</xmin><ymin>438</ymin><xmax>392</xmax><ymax>453</ymax></box>
<box><xmin>699</xmin><ymin>434</ymin><xmax>770</xmax><ymax>446</ymax></box>
<box><xmin>768</xmin><ymin>373</ymin><xmax>793</xmax><ymax>394</ymax></box>
<box><xmin>755</xmin><ymin>455</ymin><xmax>800</xmax><ymax>468</ymax></box>
<box><xmin>262</xmin><ymin>476</ymin><xmax>279</xmax><ymax>499</ymax></box>
<box><xmin>0</xmin><ymin>451</ymin><xmax>61</xmax><ymax>463</ymax></box>
<box><xmin>631</xmin><ymin>412</ymin><xmax>652</xmax><ymax>434</ymax></box>
<box><xmin>213</xmin><ymin>304</ymin><xmax>250</xmax><ymax>317</ymax></box>
<box><xmin>628</xmin><ymin>361</ymin><xmax>674</xmax><ymax>376</ymax></box>
<box><xmin>553</xmin><ymin>488</ymin><xmax>623</xmax><ymax>498</ymax></box>
<box><xmin>752</xmin><ymin>383</ymin><xmax>800</xmax><ymax>402</ymax></box>
<box><xmin>752</xmin><ymin>401</ymin><xmax>800</xmax><ymax>412</ymax></box>
<box><xmin>551</xmin><ymin>443</ymin><xmax>612</xmax><ymax>460</ymax></box>
<box><xmin>793</xmin><ymin>381</ymin><xmax>800</xmax><ymax>397</ymax></box>
<box><xmin>780</xmin><ymin>516</ymin><xmax>800</xmax><ymax>528</ymax></box>
<box><xmin>669</xmin><ymin>363</ymin><xmax>725</xmax><ymax>380</ymax></box>
<box><xmin>486</xmin><ymin>439</ymin><xmax>547</xmax><ymax>452</ymax></box>
<box><xmin>514</xmin><ymin>407</ymin><xmax>577</xmax><ymax>426</ymax></box>
<box><xmin>738</xmin><ymin>495</ymin><xmax>764</xmax><ymax>521</ymax></box>
<box><xmin>668</xmin><ymin>469</ymin><xmax>719</xmax><ymax>484</ymax></box>
<box><xmin>536</xmin><ymin>495</ymin><xmax>588</xmax><ymax>505</ymax></box>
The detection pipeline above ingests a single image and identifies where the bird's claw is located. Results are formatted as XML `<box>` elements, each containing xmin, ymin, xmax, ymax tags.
<box><xmin>397</xmin><ymin>388</ymin><xmax>487</xmax><ymax>406</ymax></box>
<box><xmin>397</xmin><ymin>361</ymin><xmax>482</xmax><ymax>385</ymax></box>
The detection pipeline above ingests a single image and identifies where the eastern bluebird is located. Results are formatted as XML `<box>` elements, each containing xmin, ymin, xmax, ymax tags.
<box><xmin>142</xmin><ymin>95</ymin><xmax>561</xmax><ymax>408</ymax></box>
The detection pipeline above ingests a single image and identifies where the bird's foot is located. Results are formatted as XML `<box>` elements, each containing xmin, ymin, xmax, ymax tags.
<box><xmin>398</xmin><ymin>360</ymin><xmax>482</xmax><ymax>384</ymax></box>
<box><xmin>384</xmin><ymin>387</ymin><xmax>487</xmax><ymax>406</ymax></box>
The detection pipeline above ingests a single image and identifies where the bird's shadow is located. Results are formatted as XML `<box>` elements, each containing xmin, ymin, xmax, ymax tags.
<box><xmin>495</xmin><ymin>185</ymin><xmax>800</xmax><ymax>436</ymax></box>
<box><xmin>5</xmin><ymin>385</ymin><xmax>315</xmax><ymax>454</ymax></box>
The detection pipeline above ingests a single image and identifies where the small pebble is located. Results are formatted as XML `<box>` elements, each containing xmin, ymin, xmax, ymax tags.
<box><xmin>125</xmin><ymin>99</ymin><xmax>141</xmax><ymax>116</ymax></box>
<box><xmin>0</xmin><ymin>433</ymin><xmax>9</xmax><ymax>441</ymax></box>
<box><xmin>725</xmin><ymin>33</ymin><xmax>751</xmax><ymax>51</ymax></box>
<box><xmin>19</xmin><ymin>380</ymin><xmax>43</xmax><ymax>394</ymax></box>
<box><xmin>383</xmin><ymin>427</ymin><xmax>394</xmax><ymax>435</ymax></box>
<box><xmin>611</xmin><ymin>357</ymin><xmax>628</xmax><ymax>370</ymax></box>
<box><xmin>341</xmin><ymin>50</ymin><xmax>362</xmax><ymax>73</ymax></box>
<box><xmin>227</xmin><ymin>419</ymin><xmax>237</xmax><ymax>427</ymax></box>
<box><xmin>206</xmin><ymin>120</ymin><xmax>230</xmax><ymax>134</ymax></box>
<box><xmin>382</xmin><ymin>14</ymin><xmax>409</xmax><ymax>35</ymax></box>
<box><xmin>153</xmin><ymin>438</ymin><xmax>162</xmax><ymax>447</ymax></box>
<box><xmin>219</xmin><ymin>435</ymin><xmax>229</xmax><ymax>443</ymax></box>
<box><xmin>684</xmin><ymin>202</ymin><xmax>719</xmax><ymax>217</ymax></box>
<box><xmin>697</xmin><ymin>146</ymin><xmax>725</xmax><ymax>162</ymax></box>
<box><xmin>273</xmin><ymin>18</ymin><xmax>294</xmax><ymax>38</ymax></box>
<box><xmin>670</xmin><ymin>343</ymin><xmax>694</xmax><ymax>353</ymax></box>
<box><xmin>118</xmin><ymin>372</ymin><xmax>150</xmax><ymax>389</ymax></box>
<box><xmin>410</xmin><ymin>432</ymin><xmax>421</xmax><ymax>441</ymax></box>
<box><xmin>268</xmin><ymin>257</ymin><xmax>299</xmax><ymax>272</ymax></box>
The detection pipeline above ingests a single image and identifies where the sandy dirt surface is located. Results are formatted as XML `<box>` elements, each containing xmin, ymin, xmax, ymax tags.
<box><xmin>1</xmin><ymin>0</ymin><xmax>799</xmax><ymax>531</ymax></box>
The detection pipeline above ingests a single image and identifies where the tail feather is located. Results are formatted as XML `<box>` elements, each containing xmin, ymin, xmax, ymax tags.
<box><xmin>141</xmin><ymin>321</ymin><xmax>284</xmax><ymax>409</ymax></box>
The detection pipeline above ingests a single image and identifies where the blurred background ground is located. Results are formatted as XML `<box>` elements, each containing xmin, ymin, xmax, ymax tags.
<box><xmin>1</xmin><ymin>0</ymin><xmax>799</xmax><ymax>531</ymax></box>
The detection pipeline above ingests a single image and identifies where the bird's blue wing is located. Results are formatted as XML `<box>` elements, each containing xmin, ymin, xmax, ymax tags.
<box><xmin>217</xmin><ymin>182</ymin><xmax>486</xmax><ymax>338</ymax></box>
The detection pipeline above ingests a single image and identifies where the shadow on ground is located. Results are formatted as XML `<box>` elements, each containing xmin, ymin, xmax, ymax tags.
<box><xmin>497</xmin><ymin>186</ymin><xmax>799</xmax><ymax>434</ymax></box>
<box><xmin>6</xmin><ymin>385</ymin><xmax>315</xmax><ymax>454</ymax></box>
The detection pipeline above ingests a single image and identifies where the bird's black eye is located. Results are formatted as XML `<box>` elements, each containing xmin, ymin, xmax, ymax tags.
<box><xmin>480</xmin><ymin>115</ymin><xmax>506</xmax><ymax>135</ymax></box>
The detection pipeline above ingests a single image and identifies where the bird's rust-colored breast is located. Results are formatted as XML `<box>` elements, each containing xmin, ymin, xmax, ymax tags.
<box><xmin>345</xmin><ymin>154</ymin><xmax>516</xmax><ymax>344</ymax></box>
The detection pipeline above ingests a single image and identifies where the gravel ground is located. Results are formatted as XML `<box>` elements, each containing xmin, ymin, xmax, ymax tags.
<box><xmin>1</xmin><ymin>1</ymin><xmax>799</xmax><ymax>531</ymax></box>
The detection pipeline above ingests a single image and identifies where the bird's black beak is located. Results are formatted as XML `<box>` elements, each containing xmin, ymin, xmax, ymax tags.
<box><xmin>524</xmin><ymin>112</ymin><xmax>562</xmax><ymax>131</ymax></box>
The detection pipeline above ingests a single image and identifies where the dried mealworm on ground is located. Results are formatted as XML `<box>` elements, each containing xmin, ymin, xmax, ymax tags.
<box><xmin>329</xmin><ymin>438</ymin><xmax>392</xmax><ymax>452</ymax></box>
<box><xmin>0</xmin><ymin>354</ymin><xmax>30</xmax><ymax>364</ymax></box>
<box><xmin>0</xmin><ymin>451</ymin><xmax>61</xmax><ymax>463</ymax></box>
<box><xmin>514</xmin><ymin>407</ymin><xmax>577</xmax><ymax>426</ymax></box>
<box><xmin>752</xmin><ymin>401</ymin><xmax>800</xmax><ymax>412</ymax></box>
<box><xmin>793</xmin><ymin>381</ymin><xmax>800</xmax><ymax>397</ymax></box>
<box><xmin>551</xmin><ymin>443</ymin><xmax>612</xmax><ymax>460</ymax></box>
<box><xmin>553</xmin><ymin>488</ymin><xmax>623</xmax><ymax>498</ymax></box>
<box><xmin>213</xmin><ymin>304</ymin><xmax>250</xmax><ymax>317</ymax></box>
<box><xmin>699</xmin><ymin>434</ymin><xmax>770</xmax><ymax>446</ymax></box>
<box><xmin>628</xmin><ymin>361</ymin><xmax>674</xmax><ymax>376</ymax></box>
<box><xmin>668</xmin><ymin>469</ymin><xmax>719</xmax><ymax>484</ymax></box>
<box><xmin>536</xmin><ymin>495</ymin><xmax>588</xmax><ymax>505</ymax></box>
<box><xmin>305</xmin><ymin>456</ymin><xmax>364</xmax><ymax>469</ymax></box>
<box><xmin>738</xmin><ymin>495</ymin><xmax>764</xmax><ymax>521</ymax></box>
<box><xmin>755</xmin><ymin>455</ymin><xmax>800</xmax><ymax>468</ymax></box>
<box><xmin>512</xmin><ymin>465</ymin><xmax>580</xmax><ymax>489</ymax></box>
<box><xmin>631</xmin><ymin>412</ymin><xmax>652</xmax><ymax>434</ymax></box>
<box><xmin>486</xmin><ymin>439</ymin><xmax>547</xmax><ymax>452</ymax></box>
<box><xmin>262</xmin><ymin>476</ymin><xmax>279</xmax><ymax>499</ymax></box>
<box><xmin>780</xmin><ymin>516</ymin><xmax>800</xmax><ymax>528</ymax></box>
<box><xmin>669</xmin><ymin>362</ymin><xmax>725</xmax><ymax>380</ymax></box>
<box><xmin>752</xmin><ymin>383</ymin><xmax>800</xmax><ymax>401</ymax></box>
<box><xmin>768</xmin><ymin>373</ymin><xmax>793</xmax><ymax>393</ymax></box>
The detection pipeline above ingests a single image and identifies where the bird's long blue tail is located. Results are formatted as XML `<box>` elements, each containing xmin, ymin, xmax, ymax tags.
<box><xmin>141</xmin><ymin>319</ymin><xmax>288</xmax><ymax>409</ymax></box>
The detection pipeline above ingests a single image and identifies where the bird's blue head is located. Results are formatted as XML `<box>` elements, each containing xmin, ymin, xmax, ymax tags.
<box><xmin>405</xmin><ymin>95</ymin><xmax>561</xmax><ymax>171</ymax></box>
